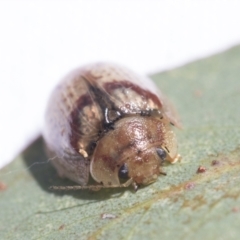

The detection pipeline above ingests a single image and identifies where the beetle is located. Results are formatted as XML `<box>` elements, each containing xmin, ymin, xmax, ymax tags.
<box><xmin>43</xmin><ymin>63</ymin><xmax>181</xmax><ymax>191</ymax></box>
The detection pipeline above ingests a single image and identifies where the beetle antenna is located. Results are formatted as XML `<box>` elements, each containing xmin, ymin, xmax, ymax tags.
<box><xmin>49</xmin><ymin>178</ymin><xmax>134</xmax><ymax>191</ymax></box>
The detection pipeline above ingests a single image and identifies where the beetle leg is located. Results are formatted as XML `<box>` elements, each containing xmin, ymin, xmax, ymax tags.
<box><xmin>49</xmin><ymin>178</ymin><xmax>134</xmax><ymax>191</ymax></box>
<box><xmin>132</xmin><ymin>181</ymin><xmax>139</xmax><ymax>192</ymax></box>
<box><xmin>79</xmin><ymin>149</ymin><xmax>88</xmax><ymax>158</ymax></box>
<box><xmin>170</xmin><ymin>154</ymin><xmax>181</xmax><ymax>164</ymax></box>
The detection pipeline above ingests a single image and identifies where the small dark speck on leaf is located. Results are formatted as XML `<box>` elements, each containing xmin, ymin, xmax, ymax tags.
<box><xmin>144</xmin><ymin>205</ymin><xmax>150</xmax><ymax>211</ymax></box>
<box><xmin>0</xmin><ymin>182</ymin><xmax>7</xmax><ymax>191</ymax></box>
<box><xmin>232</xmin><ymin>207</ymin><xmax>240</xmax><ymax>213</ymax></box>
<box><xmin>194</xmin><ymin>89</ymin><xmax>203</xmax><ymax>97</ymax></box>
<box><xmin>185</xmin><ymin>182</ymin><xmax>195</xmax><ymax>190</ymax></box>
<box><xmin>58</xmin><ymin>224</ymin><xmax>65</xmax><ymax>230</ymax></box>
<box><xmin>196</xmin><ymin>166</ymin><xmax>207</xmax><ymax>174</ymax></box>
<box><xmin>144</xmin><ymin>220</ymin><xmax>151</xmax><ymax>225</ymax></box>
<box><xmin>211</xmin><ymin>160</ymin><xmax>221</xmax><ymax>166</ymax></box>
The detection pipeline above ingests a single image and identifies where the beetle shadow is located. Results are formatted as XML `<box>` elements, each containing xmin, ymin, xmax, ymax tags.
<box><xmin>22</xmin><ymin>136</ymin><xmax>128</xmax><ymax>200</ymax></box>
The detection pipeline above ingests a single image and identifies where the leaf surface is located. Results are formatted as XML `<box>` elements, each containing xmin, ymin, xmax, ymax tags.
<box><xmin>1</xmin><ymin>46</ymin><xmax>240</xmax><ymax>240</ymax></box>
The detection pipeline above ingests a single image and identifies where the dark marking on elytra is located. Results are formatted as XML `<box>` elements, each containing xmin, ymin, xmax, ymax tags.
<box><xmin>88</xmin><ymin>84</ymin><xmax>116</xmax><ymax>113</ymax></box>
<box><xmin>69</xmin><ymin>76</ymin><xmax>124</xmax><ymax>153</ymax></box>
<box><xmin>104</xmin><ymin>80</ymin><xmax>162</xmax><ymax>108</ymax></box>
<box><xmin>69</xmin><ymin>94</ymin><xmax>93</xmax><ymax>151</ymax></box>
<box><xmin>89</xmin><ymin>141</ymin><xmax>97</xmax><ymax>151</ymax></box>
<box><xmin>87</xmin><ymin>83</ymin><xmax>124</xmax><ymax>131</ymax></box>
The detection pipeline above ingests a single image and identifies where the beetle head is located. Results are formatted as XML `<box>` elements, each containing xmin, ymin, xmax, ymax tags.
<box><xmin>90</xmin><ymin>116</ymin><xmax>179</xmax><ymax>189</ymax></box>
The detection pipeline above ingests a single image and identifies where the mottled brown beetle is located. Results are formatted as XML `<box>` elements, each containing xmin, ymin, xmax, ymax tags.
<box><xmin>43</xmin><ymin>63</ymin><xmax>181</xmax><ymax>191</ymax></box>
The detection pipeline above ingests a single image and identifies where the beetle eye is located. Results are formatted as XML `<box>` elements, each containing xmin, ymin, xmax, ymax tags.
<box><xmin>118</xmin><ymin>163</ymin><xmax>129</xmax><ymax>179</ymax></box>
<box><xmin>156</xmin><ymin>148</ymin><xmax>167</xmax><ymax>161</ymax></box>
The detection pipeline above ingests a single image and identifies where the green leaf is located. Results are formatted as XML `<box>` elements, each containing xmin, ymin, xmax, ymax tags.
<box><xmin>1</xmin><ymin>46</ymin><xmax>240</xmax><ymax>240</ymax></box>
